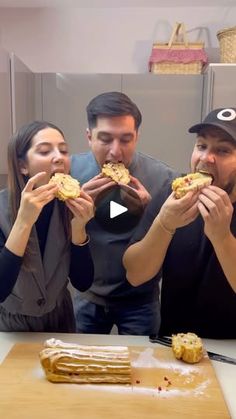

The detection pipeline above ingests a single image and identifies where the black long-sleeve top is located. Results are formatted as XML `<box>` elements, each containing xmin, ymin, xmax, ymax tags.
<box><xmin>0</xmin><ymin>201</ymin><xmax>94</xmax><ymax>302</ymax></box>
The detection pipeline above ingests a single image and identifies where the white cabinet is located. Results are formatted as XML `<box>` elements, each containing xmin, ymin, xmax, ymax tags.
<box><xmin>0</xmin><ymin>52</ymin><xmax>35</xmax><ymax>188</ymax></box>
<box><xmin>0</xmin><ymin>47</ymin><xmax>11</xmax><ymax>187</ymax></box>
<box><xmin>202</xmin><ymin>64</ymin><xmax>236</xmax><ymax>117</ymax></box>
<box><xmin>122</xmin><ymin>74</ymin><xmax>203</xmax><ymax>172</ymax></box>
<box><xmin>41</xmin><ymin>74</ymin><xmax>121</xmax><ymax>154</ymax></box>
<box><xmin>10</xmin><ymin>54</ymin><xmax>36</xmax><ymax>132</ymax></box>
<box><xmin>38</xmin><ymin>73</ymin><xmax>203</xmax><ymax>172</ymax></box>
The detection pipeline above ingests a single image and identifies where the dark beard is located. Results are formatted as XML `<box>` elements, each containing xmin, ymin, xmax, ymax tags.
<box><xmin>224</xmin><ymin>181</ymin><xmax>235</xmax><ymax>195</ymax></box>
<box><xmin>222</xmin><ymin>170</ymin><xmax>236</xmax><ymax>195</ymax></box>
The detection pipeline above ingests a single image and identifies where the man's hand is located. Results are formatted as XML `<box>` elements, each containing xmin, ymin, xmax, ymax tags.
<box><xmin>198</xmin><ymin>185</ymin><xmax>233</xmax><ymax>243</ymax></box>
<box><xmin>82</xmin><ymin>174</ymin><xmax>116</xmax><ymax>201</ymax></box>
<box><xmin>124</xmin><ymin>175</ymin><xmax>151</xmax><ymax>208</ymax></box>
<box><xmin>158</xmin><ymin>190</ymin><xmax>200</xmax><ymax>232</ymax></box>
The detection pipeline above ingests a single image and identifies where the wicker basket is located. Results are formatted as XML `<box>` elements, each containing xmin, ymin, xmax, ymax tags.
<box><xmin>151</xmin><ymin>61</ymin><xmax>203</xmax><ymax>75</ymax></box>
<box><xmin>217</xmin><ymin>27</ymin><xmax>236</xmax><ymax>63</ymax></box>
<box><xmin>149</xmin><ymin>22</ymin><xmax>207</xmax><ymax>75</ymax></box>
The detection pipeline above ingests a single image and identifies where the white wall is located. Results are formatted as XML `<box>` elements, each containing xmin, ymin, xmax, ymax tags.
<box><xmin>0</xmin><ymin>5</ymin><xmax>236</xmax><ymax>72</ymax></box>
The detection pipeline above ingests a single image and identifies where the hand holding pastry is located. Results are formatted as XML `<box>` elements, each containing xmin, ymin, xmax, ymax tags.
<box><xmin>82</xmin><ymin>174</ymin><xmax>116</xmax><ymax>201</ymax></box>
<box><xmin>65</xmin><ymin>190</ymin><xmax>94</xmax><ymax>245</ymax></box>
<box><xmin>5</xmin><ymin>172</ymin><xmax>58</xmax><ymax>257</ymax></box>
<box><xmin>198</xmin><ymin>185</ymin><xmax>233</xmax><ymax>243</ymax></box>
<box><xmin>18</xmin><ymin>172</ymin><xmax>58</xmax><ymax>227</ymax></box>
<box><xmin>156</xmin><ymin>190</ymin><xmax>200</xmax><ymax>234</ymax></box>
<box><xmin>126</xmin><ymin>175</ymin><xmax>151</xmax><ymax>208</ymax></box>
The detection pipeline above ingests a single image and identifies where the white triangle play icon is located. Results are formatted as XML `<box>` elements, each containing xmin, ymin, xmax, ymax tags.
<box><xmin>110</xmin><ymin>201</ymin><xmax>128</xmax><ymax>219</ymax></box>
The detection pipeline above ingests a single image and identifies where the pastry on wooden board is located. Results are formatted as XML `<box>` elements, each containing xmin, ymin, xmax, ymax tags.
<box><xmin>172</xmin><ymin>332</ymin><xmax>203</xmax><ymax>363</ymax></box>
<box><xmin>39</xmin><ymin>338</ymin><xmax>132</xmax><ymax>384</ymax></box>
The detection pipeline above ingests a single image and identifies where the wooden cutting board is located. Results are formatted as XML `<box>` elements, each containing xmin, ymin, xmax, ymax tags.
<box><xmin>0</xmin><ymin>343</ymin><xmax>230</xmax><ymax>419</ymax></box>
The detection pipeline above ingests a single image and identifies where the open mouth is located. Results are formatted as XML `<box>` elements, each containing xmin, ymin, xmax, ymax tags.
<box><xmin>105</xmin><ymin>160</ymin><xmax>123</xmax><ymax>164</ymax></box>
<box><xmin>51</xmin><ymin>169</ymin><xmax>65</xmax><ymax>177</ymax></box>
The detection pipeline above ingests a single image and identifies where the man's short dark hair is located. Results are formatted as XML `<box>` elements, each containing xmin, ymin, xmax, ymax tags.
<box><xmin>86</xmin><ymin>91</ymin><xmax>142</xmax><ymax>130</ymax></box>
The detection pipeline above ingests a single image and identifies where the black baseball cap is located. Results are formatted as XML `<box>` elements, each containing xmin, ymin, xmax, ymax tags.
<box><xmin>189</xmin><ymin>108</ymin><xmax>236</xmax><ymax>142</ymax></box>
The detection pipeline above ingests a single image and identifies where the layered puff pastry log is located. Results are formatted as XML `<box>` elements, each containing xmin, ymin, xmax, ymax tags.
<box><xmin>172</xmin><ymin>333</ymin><xmax>203</xmax><ymax>364</ymax></box>
<box><xmin>102</xmin><ymin>162</ymin><xmax>130</xmax><ymax>185</ymax></box>
<box><xmin>49</xmin><ymin>173</ymin><xmax>81</xmax><ymax>201</ymax></box>
<box><xmin>39</xmin><ymin>339</ymin><xmax>132</xmax><ymax>384</ymax></box>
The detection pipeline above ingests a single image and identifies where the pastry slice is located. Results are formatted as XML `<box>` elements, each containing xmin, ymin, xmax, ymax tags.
<box><xmin>102</xmin><ymin>162</ymin><xmax>130</xmax><ymax>185</ymax></box>
<box><xmin>172</xmin><ymin>332</ymin><xmax>203</xmax><ymax>363</ymax></box>
<box><xmin>172</xmin><ymin>172</ymin><xmax>213</xmax><ymax>199</ymax></box>
<box><xmin>49</xmin><ymin>173</ymin><xmax>80</xmax><ymax>201</ymax></box>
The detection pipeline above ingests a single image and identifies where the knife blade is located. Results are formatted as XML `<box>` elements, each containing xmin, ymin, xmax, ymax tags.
<box><xmin>149</xmin><ymin>335</ymin><xmax>236</xmax><ymax>365</ymax></box>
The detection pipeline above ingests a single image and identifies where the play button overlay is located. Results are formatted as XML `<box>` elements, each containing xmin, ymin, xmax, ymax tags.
<box><xmin>94</xmin><ymin>184</ymin><xmax>144</xmax><ymax>233</ymax></box>
<box><xmin>110</xmin><ymin>201</ymin><xmax>128</xmax><ymax>219</ymax></box>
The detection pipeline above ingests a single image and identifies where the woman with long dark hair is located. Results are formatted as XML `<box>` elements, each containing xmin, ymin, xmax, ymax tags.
<box><xmin>0</xmin><ymin>121</ymin><xmax>94</xmax><ymax>332</ymax></box>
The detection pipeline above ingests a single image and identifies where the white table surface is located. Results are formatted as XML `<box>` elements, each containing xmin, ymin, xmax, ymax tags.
<box><xmin>0</xmin><ymin>332</ymin><xmax>235</xmax><ymax>418</ymax></box>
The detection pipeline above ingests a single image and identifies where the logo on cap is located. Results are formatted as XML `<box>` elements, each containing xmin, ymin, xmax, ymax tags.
<box><xmin>217</xmin><ymin>108</ymin><xmax>236</xmax><ymax>121</ymax></box>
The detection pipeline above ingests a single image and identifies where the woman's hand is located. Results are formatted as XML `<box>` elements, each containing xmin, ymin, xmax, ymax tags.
<box><xmin>5</xmin><ymin>172</ymin><xmax>58</xmax><ymax>257</ymax></box>
<box><xmin>17</xmin><ymin>172</ymin><xmax>58</xmax><ymax>227</ymax></box>
<box><xmin>65</xmin><ymin>190</ymin><xmax>95</xmax><ymax>244</ymax></box>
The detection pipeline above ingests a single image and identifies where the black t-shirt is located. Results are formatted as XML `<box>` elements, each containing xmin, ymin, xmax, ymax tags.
<box><xmin>131</xmin><ymin>191</ymin><xmax>236</xmax><ymax>339</ymax></box>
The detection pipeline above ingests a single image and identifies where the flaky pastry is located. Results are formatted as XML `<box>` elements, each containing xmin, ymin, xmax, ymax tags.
<box><xmin>102</xmin><ymin>162</ymin><xmax>130</xmax><ymax>185</ymax></box>
<box><xmin>39</xmin><ymin>338</ymin><xmax>131</xmax><ymax>384</ymax></box>
<box><xmin>49</xmin><ymin>173</ymin><xmax>80</xmax><ymax>201</ymax></box>
<box><xmin>172</xmin><ymin>332</ymin><xmax>203</xmax><ymax>364</ymax></box>
<box><xmin>172</xmin><ymin>172</ymin><xmax>212</xmax><ymax>199</ymax></box>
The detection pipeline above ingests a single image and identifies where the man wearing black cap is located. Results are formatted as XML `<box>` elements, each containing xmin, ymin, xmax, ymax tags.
<box><xmin>124</xmin><ymin>108</ymin><xmax>236</xmax><ymax>339</ymax></box>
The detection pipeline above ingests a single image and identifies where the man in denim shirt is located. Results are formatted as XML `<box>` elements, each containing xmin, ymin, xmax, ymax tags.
<box><xmin>71</xmin><ymin>91</ymin><xmax>176</xmax><ymax>335</ymax></box>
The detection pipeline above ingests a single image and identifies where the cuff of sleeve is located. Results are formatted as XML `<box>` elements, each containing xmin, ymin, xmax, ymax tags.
<box><xmin>2</xmin><ymin>246</ymin><xmax>23</xmax><ymax>261</ymax></box>
<box><xmin>76</xmin><ymin>234</ymin><xmax>90</xmax><ymax>246</ymax></box>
